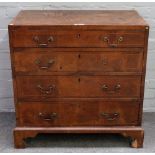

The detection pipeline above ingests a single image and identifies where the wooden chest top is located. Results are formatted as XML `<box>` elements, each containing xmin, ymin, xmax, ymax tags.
<box><xmin>10</xmin><ymin>10</ymin><xmax>148</xmax><ymax>29</ymax></box>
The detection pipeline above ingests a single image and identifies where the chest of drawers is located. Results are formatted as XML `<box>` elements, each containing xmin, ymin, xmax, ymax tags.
<box><xmin>8</xmin><ymin>10</ymin><xmax>149</xmax><ymax>148</ymax></box>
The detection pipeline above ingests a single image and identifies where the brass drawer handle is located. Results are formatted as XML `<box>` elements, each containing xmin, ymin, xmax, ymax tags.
<box><xmin>33</xmin><ymin>36</ymin><xmax>54</xmax><ymax>47</ymax></box>
<box><xmin>100</xmin><ymin>112</ymin><xmax>120</xmax><ymax>121</ymax></box>
<box><xmin>35</xmin><ymin>59</ymin><xmax>55</xmax><ymax>69</ymax></box>
<box><xmin>103</xmin><ymin>36</ymin><xmax>123</xmax><ymax>47</ymax></box>
<box><xmin>38</xmin><ymin>112</ymin><xmax>57</xmax><ymax>121</ymax></box>
<box><xmin>37</xmin><ymin>84</ymin><xmax>55</xmax><ymax>95</ymax></box>
<box><xmin>118</xmin><ymin>36</ymin><xmax>123</xmax><ymax>42</ymax></box>
<box><xmin>38</xmin><ymin>43</ymin><xmax>48</xmax><ymax>47</ymax></box>
<box><xmin>48</xmin><ymin>36</ymin><xmax>54</xmax><ymax>42</ymax></box>
<box><xmin>102</xmin><ymin>84</ymin><xmax>121</xmax><ymax>94</ymax></box>
<box><xmin>33</xmin><ymin>36</ymin><xmax>39</xmax><ymax>43</ymax></box>
<box><xmin>103</xmin><ymin>36</ymin><xmax>110</xmax><ymax>43</ymax></box>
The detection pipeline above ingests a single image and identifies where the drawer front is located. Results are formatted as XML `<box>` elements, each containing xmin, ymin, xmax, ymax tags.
<box><xmin>17</xmin><ymin>101</ymin><xmax>140</xmax><ymax>127</ymax></box>
<box><xmin>12</xmin><ymin>30</ymin><xmax>145</xmax><ymax>48</ymax></box>
<box><xmin>13</xmin><ymin>49</ymin><xmax>143</xmax><ymax>74</ymax></box>
<box><xmin>16</xmin><ymin>75</ymin><xmax>141</xmax><ymax>99</ymax></box>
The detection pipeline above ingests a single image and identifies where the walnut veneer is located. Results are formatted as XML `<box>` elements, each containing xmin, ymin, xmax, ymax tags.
<box><xmin>8</xmin><ymin>10</ymin><xmax>149</xmax><ymax>148</ymax></box>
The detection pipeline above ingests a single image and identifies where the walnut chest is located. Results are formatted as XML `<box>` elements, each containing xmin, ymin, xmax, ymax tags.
<box><xmin>8</xmin><ymin>10</ymin><xmax>149</xmax><ymax>148</ymax></box>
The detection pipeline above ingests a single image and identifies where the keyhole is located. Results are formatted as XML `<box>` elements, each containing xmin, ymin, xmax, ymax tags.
<box><xmin>78</xmin><ymin>54</ymin><xmax>81</xmax><ymax>59</ymax></box>
<box><xmin>102</xmin><ymin>58</ymin><xmax>107</xmax><ymax>65</ymax></box>
<box><xmin>77</xmin><ymin>34</ymin><xmax>81</xmax><ymax>38</ymax></box>
<box><xmin>102</xmin><ymin>59</ymin><xmax>107</xmax><ymax>65</ymax></box>
<box><xmin>78</xmin><ymin>78</ymin><xmax>81</xmax><ymax>83</ymax></box>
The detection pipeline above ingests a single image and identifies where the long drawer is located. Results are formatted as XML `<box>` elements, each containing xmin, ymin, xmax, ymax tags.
<box><xmin>11</xmin><ymin>30</ymin><xmax>145</xmax><ymax>48</ymax></box>
<box><xmin>16</xmin><ymin>75</ymin><xmax>141</xmax><ymax>99</ymax></box>
<box><xmin>16</xmin><ymin>101</ymin><xmax>140</xmax><ymax>127</ymax></box>
<box><xmin>13</xmin><ymin>48</ymin><xmax>143</xmax><ymax>74</ymax></box>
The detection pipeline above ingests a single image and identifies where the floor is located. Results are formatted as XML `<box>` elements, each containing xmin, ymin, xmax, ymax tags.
<box><xmin>0</xmin><ymin>112</ymin><xmax>155</xmax><ymax>153</ymax></box>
